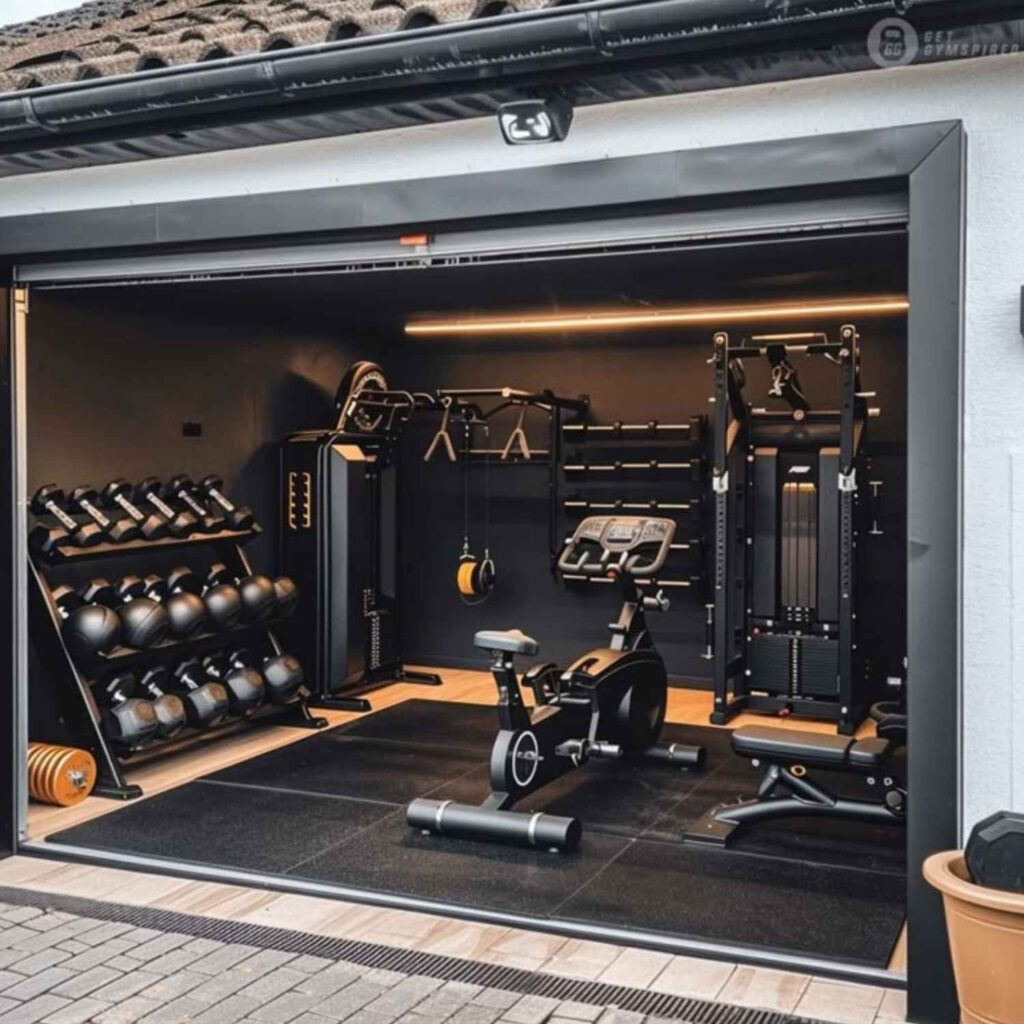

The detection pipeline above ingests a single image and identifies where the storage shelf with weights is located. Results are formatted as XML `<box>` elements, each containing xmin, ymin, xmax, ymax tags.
<box><xmin>28</xmin><ymin>481</ymin><xmax>326</xmax><ymax>801</ymax></box>
<box><xmin>559</xmin><ymin>416</ymin><xmax>710</xmax><ymax>597</ymax></box>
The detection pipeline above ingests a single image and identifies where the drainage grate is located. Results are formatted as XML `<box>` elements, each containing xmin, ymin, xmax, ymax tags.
<box><xmin>0</xmin><ymin>885</ymin><xmax>828</xmax><ymax>1024</ymax></box>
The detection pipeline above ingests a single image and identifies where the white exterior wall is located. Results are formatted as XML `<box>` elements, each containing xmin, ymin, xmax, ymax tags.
<box><xmin>5</xmin><ymin>52</ymin><xmax>1024</xmax><ymax>836</ymax></box>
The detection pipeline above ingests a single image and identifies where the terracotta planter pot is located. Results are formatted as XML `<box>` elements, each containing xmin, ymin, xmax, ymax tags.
<box><xmin>924</xmin><ymin>850</ymin><xmax>1024</xmax><ymax>1024</ymax></box>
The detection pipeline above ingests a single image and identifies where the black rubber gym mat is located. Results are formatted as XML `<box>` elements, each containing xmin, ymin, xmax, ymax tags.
<box><xmin>49</xmin><ymin>700</ymin><xmax>907</xmax><ymax>968</ymax></box>
<box><xmin>50</xmin><ymin>782</ymin><xmax>393</xmax><ymax>873</ymax></box>
<box><xmin>206</xmin><ymin>734</ymin><xmax>484</xmax><ymax>805</ymax></box>
<box><xmin>337</xmin><ymin>698</ymin><xmax>499</xmax><ymax>754</ymax></box>
<box><xmin>292</xmin><ymin>810</ymin><xmax>633</xmax><ymax>917</ymax></box>
<box><xmin>554</xmin><ymin>838</ymin><xmax>907</xmax><ymax>964</ymax></box>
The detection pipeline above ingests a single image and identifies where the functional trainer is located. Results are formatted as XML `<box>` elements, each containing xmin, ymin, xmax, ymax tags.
<box><xmin>407</xmin><ymin>515</ymin><xmax>706</xmax><ymax>853</ymax></box>
<box><xmin>708</xmin><ymin>323</ymin><xmax>896</xmax><ymax>734</ymax></box>
<box><xmin>281</xmin><ymin>362</ymin><xmax>441</xmax><ymax>710</ymax></box>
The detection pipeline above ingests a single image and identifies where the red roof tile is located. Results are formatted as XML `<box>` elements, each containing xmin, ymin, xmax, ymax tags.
<box><xmin>0</xmin><ymin>0</ymin><xmax>567</xmax><ymax>93</ymax></box>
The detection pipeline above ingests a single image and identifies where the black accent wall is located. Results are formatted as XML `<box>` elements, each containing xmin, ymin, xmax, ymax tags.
<box><xmin>25</xmin><ymin>231</ymin><xmax>908</xmax><ymax>695</ymax></box>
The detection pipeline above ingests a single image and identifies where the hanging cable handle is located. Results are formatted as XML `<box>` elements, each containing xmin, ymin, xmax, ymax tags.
<box><xmin>501</xmin><ymin>404</ymin><xmax>532</xmax><ymax>461</ymax></box>
<box><xmin>424</xmin><ymin>395</ymin><xmax>458</xmax><ymax>462</ymax></box>
<box><xmin>456</xmin><ymin>420</ymin><xmax>497</xmax><ymax>604</ymax></box>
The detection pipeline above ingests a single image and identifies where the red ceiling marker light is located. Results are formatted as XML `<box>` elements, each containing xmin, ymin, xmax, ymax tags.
<box><xmin>405</xmin><ymin>296</ymin><xmax>910</xmax><ymax>337</ymax></box>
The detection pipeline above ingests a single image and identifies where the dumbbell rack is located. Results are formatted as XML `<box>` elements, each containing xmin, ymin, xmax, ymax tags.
<box><xmin>29</xmin><ymin>525</ymin><xmax>326</xmax><ymax>801</ymax></box>
<box><xmin>560</xmin><ymin>417</ymin><xmax>709</xmax><ymax>594</ymax></box>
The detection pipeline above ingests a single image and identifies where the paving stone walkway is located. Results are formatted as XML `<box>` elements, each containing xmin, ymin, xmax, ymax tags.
<box><xmin>0</xmin><ymin>901</ymin><xmax>754</xmax><ymax>1024</ymax></box>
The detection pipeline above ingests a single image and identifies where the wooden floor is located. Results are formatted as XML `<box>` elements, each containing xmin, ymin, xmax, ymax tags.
<box><xmin>24</xmin><ymin>667</ymin><xmax>904</xmax><ymax>973</ymax></box>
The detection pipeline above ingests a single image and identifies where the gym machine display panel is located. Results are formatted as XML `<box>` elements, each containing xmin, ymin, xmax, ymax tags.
<box><xmin>709</xmin><ymin>324</ymin><xmax>892</xmax><ymax>734</ymax></box>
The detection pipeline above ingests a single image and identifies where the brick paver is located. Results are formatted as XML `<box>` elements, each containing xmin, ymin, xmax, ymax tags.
<box><xmin>0</xmin><ymin>899</ymin><xmax>812</xmax><ymax>1024</ymax></box>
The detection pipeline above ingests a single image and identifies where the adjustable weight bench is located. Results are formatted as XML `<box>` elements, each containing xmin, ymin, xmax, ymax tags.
<box><xmin>686</xmin><ymin>724</ymin><xmax>906</xmax><ymax>846</ymax></box>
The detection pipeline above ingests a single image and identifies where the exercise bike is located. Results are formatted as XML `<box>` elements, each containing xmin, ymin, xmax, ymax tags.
<box><xmin>407</xmin><ymin>515</ymin><xmax>706</xmax><ymax>853</ymax></box>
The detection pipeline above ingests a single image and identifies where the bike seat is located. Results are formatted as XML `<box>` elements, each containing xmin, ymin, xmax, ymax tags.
<box><xmin>473</xmin><ymin>629</ymin><xmax>539</xmax><ymax>656</ymax></box>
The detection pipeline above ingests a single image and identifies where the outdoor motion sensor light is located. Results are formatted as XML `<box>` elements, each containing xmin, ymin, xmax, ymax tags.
<box><xmin>498</xmin><ymin>97</ymin><xmax>573</xmax><ymax>145</ymax></box>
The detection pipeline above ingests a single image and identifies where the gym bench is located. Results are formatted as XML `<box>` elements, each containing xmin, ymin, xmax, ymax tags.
<box><xmin>686</xmin><ymin>724</ymin><xmax>906</xmax><ymax>846</ymax></box>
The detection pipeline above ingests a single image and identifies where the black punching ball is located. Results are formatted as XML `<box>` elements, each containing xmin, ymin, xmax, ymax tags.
<box><xmin>966</xmin><ymin>811</ymin><xmax>1024</xmax><ymax>892</ymax></box>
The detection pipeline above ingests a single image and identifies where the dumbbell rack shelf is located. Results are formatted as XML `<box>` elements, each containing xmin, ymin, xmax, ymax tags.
<box><xmin>36</xmin><ymin>525</ymin><xmax>261</xmax><ymax>565</ymax></box>
<box><xmin>29</xmin><ymin>526</ymin><xmax>326</xmax><ymax>802</ymax></box>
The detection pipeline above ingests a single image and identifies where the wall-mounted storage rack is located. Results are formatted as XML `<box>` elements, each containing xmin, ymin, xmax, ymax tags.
<box><xmin>30</xmin><ymin>527</ymin><xmax>325</xmax><ymax>801</ymax></box>
<box><xmin>561</xmin><ymin>415</ymin><xmax>708</xmax><ymax>593</ymax></box>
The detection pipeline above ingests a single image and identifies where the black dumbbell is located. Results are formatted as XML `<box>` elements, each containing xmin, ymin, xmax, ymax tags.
<box><xmin>112</xmin><ymin>576</ymin><xmax>171</xmax><ymax>649</ymax></box>
<box><xmin>197</xmin><ymin>476</ymin><xmax>256</xmax><ymax>531</ymax></box>
<box><xmin>135</xmin><ymin>478</ymin><xmax>197</xmax><ymax>538</ymax></box>
<box><xmin>30</xmin><ymin>485</ymin><xmax>103</xmax><ymax>551</ymax></box>
<box><xmin>172</xmin><ymin>659</ymin><xmax>231</xmax><ymax>728</ymax></box>
<box><xmin>135</xmin><ymin>667</ymin><xmax>188</xmax><ymax>739</ymax></box>
<box><xmin>202</xmin><ymin>572</ymin><xmax>244</xmax><ymax>631</ymax></box>
<box><xmin>52</xmin><ymin>585</ymin><xmax>121</xmax><ymax>661</ymax></box>
<box><xmin>203</xmin><ymin>651</ymin><xmax>265</xmax><ymax>714</ymax></box>
<box><xmin>165</xmin><ymin>475</ymin><xmax>225</xmax><ymax>534</ymax></box>
<box><xmin>70</xmin><ymin>486</ymin><xmax>141</xmax><ymax>544</ymax></box>
<box><xmin>255</xmin><ymin>651</ymin><xmax>305</xmax><ymax>704</ymax></box>
<box><xmin>141</xmin><ymin>571</ymin><xmax>209</xmax><ymax>639</ymax></box>
<box><xmin>100</xmin><ymin>673</ymin><xmax>159</xmax><ymax>749</ymax></box>
<box><xmin>101</xmin><ymin>480</ymin><xmax>168</xmax><ymax>541</ymax></box>
<box><xmin>207</xmin><ymin>564</ymin><xmax>294</xmax><ymax>623</ymax></box>
<box><xmin>272</xmin><ymin>577</ymin><xmax>298</xmax><ymax>618</ymax></box>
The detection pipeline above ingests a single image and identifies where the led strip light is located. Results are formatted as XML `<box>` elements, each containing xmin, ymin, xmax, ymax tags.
<box><xmin>405</xmin><ymin>296</ymin><xmax>909</xmax><ymax>336</ymax></box>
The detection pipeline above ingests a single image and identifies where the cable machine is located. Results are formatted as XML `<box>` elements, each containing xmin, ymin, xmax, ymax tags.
<box><xmin>709</xmin><ymin>324</ymin><xmax>887</xmax><ymax>735</ymax></box>
<box><xmin>281</xmin><ymin>363</ymin><xmax>442</xmax><ymax>711</ymax></box>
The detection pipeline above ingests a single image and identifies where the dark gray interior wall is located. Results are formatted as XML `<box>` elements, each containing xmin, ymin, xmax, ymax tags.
<box><xmin>394</xmin><ymin>319</ymin><xmax>908</xmax><ymax>679</ymax></box>
<box><xmin>26</xmin><ymin>288</ymin><xmax>365</xmax><ymax>571</ymax></box>
<box><xmin>24</xmin><ymin>242</ymin><xmax>909</xmax><ymax>687</ymax></box>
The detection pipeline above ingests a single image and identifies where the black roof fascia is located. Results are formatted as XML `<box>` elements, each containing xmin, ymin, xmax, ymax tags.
<box><xmin>0</xmin><ymin>0</ymin><xmax>1017</xmax><ymax>171</ymax></box>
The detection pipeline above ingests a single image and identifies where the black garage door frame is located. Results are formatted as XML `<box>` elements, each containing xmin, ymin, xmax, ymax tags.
<box><xmin>0</xmin><ymin>120</ymin><xmax>964</xmax><ymax>1024</ymax></box>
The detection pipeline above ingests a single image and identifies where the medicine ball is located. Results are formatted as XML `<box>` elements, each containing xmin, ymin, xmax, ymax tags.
<box><xmin>205</xmin><ymin>583</ymin><xmax>243</xmax><ymax>631</ymax></box>
<box><xmin>238</xmin><ymin>575</ymin><xmax>276</xmax><ymax>622</ymax></box>
<box><xmin>120</xmin><ymin>598</ymin><xmax>170</xmax><ymax>649</ymax></box>
<box><xmin>62</xmin><ymin>605</ymin><xmax>121</xmax><ymax>661</ymax></box>
<box><xmin>966</xmin><ymin>811</ymin><xmax>1024</xmax><ymax>893</ymax></box>
<box><xmin>165</xmin><ymin>592</ymin><xmax>208</xmax><ymax>639</ymax></box>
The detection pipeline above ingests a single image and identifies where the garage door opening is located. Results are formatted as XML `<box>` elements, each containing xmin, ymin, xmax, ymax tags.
<box><xmin>16</xmin><ymin>218</ymin><xmax>910</xmax><ymax>982</ymax></box>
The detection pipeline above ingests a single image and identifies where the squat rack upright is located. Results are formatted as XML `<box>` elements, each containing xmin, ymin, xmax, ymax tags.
<box><xmin>709</xmin><ymin>323</ymin><xmax>878</xmax><ymax>734</ymax></box>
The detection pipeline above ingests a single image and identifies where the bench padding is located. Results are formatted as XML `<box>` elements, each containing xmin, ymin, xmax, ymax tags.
<box><xmin>731</xmin><ymin>725</ymin><xmax>891</xmax><ymax>770</ymax></box>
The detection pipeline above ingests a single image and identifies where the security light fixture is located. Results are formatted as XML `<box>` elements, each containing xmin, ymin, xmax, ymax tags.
<box><xmin>498</xmin><ymin>97</ymin><xmax>573</xmax><ymax>145</ymax></box>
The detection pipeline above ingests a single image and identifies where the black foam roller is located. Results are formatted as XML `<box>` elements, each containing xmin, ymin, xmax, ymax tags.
<box><xmin>407</xmin><ymin>799</ymin><xmax>581</xmax><ymax>853</ymax></box>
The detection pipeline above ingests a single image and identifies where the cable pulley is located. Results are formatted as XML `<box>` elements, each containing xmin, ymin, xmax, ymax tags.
<box><xmin>456</xmin><ymin>420</ymin><xmax>496</xmax><ymax>604</ymax></box>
